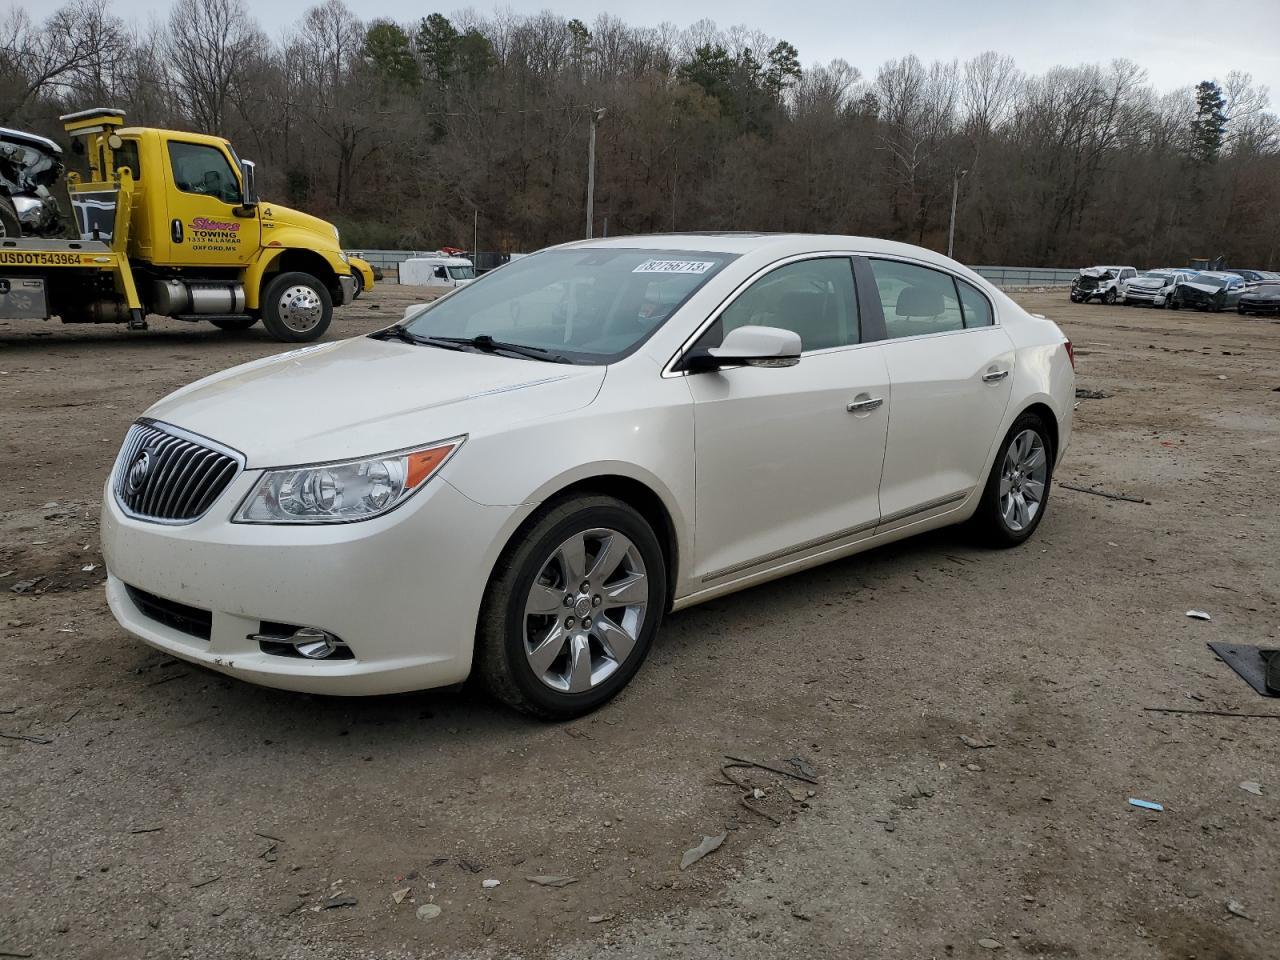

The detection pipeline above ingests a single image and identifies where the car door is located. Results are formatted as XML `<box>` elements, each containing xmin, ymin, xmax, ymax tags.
<box><xmin>682</xmin><ymin>256</ymin><xmax>890</xmax><ymax>584</ymax></box>
<box><xmin>861</xmin><ymin>257</ymin><xmax>1016</xmax><ymax>530</ymax></box>
<box><xmin>159</xmin><ymin>139</ymin><xmax>259</xmax><ymax>267</ymax></box>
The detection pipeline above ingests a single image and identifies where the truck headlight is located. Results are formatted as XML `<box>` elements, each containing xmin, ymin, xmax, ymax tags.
<box><xmin>233</xmin><ymin>438</ymin><xmax>464</xmax><ymax>524</ymax></box>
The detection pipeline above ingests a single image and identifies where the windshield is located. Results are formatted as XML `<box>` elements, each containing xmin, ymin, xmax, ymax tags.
<box><xmin>1139</xmin><ymin>271</ymin><xmax>1173</xmax><ymax>281</ymax></box>
<box><xmin>448</xmin><ymin>265</ymin><xmax>475</xmax><ymax>281</ymax></box>
<box><xmin>402</xmin><ymin>248</ymin><xmax>736</xmax><ymax>363</ymax></box>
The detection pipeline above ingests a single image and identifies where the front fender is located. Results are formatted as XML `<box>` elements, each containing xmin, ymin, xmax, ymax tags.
<box><xmin>243</xmin><ymin>239</ymin><xmax>348</xmax><ymax>309</ymax></box>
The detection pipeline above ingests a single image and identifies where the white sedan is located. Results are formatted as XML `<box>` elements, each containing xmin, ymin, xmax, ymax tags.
<box><xmin>101</xmin><ymin>234</ymin><xmax>1075</xmax><ymax>718</ymax></box>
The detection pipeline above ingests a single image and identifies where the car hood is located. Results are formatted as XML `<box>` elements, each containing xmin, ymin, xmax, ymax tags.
<box><xmin>1242</xmin><ymin>288</ymin><xmax>1280</xmax><ymax>300</ymax></box>
<box><xmin>1179</xmin><ymin>280</ymin><xmax>1224</xmax><ymax>295</ymax></box>
<box><xmin>143</xmin><ymin>337</ymin><xmax>606</xmax><ymax>467</ymax></box>
<box><xmin>1127</xmin><ymin>277</ymin><xmax>1168</xmax><ymax>289</ymax></box>
<box><xmin>1079</xmin><ymin>267</ymin><xmax>1113</xmax><ymax>279</ymax></box>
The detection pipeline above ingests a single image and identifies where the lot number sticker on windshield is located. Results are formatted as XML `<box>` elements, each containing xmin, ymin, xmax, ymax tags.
<box><xmin>633</xmin><ymin>259</ymin><xmax>715</xmax><ymax>274</ymax></box>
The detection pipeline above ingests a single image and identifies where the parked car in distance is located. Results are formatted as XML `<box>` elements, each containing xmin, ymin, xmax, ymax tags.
<box><xmin>1170</xmin><ymin>271</ymin><xmax>1246</xmax><ymax>312</ymax></box>
<box><xmin>100</xmin><ymin>233</ymin><xmax>1075</xmax><ymax>719</ymax></box>
<box><xmin>1223</xmin><ymin>268</ymin><xmax>1280</xmax><ymax>285</ymax></box>
<box><xmin>1121</xmin><ymin>269</ymin><xmax>1198</xmax><ymax>308</ymax></box>
<box><xmin>1238</xmin><ymin>280</ymin><xmax>1280</xmax><ymax>317</ymax></box>
<box><xmin>1071</xmin><ymin>265</ymin><xmax>1136</xmax><ymax>304</ymax></box>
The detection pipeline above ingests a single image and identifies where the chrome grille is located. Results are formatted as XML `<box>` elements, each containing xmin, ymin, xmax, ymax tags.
<box><xmin>112</xmin><ymin>420</ymin><xmax>242</xmax><ymax>523</ymax></box>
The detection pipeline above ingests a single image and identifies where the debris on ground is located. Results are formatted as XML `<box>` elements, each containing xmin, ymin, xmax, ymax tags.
<box><xmin>959</xmin><ymin>735</ymin><xmax>995</xmax><ymax>750</ymax></box>
<box><xmin>524</xmin><ymin>875</ymin><xmax>577</xmax><ymax>887</ymax></box>
<box><xmin>481</xmin><ymin>878</ymin><xmax>501</xmax><ymax>888</ymax></box>
<box><xmin>679</xmin><ymin>831</ymin><xmax>726</xmax><ymax>870</ymax></box>
<box><xmin>1239</xmin><ymin>781</ymin><xmax>1263</xmax><ymax>796</ymax></box>
<box><xmin>1225</xmin><ymin>899</ymin><xmax>1255</xmax><ymax>921</ymax></box>
<box><xmin>1057</xmin><ymin>482</ymin><xmax>1148</xmax><ymax>504</ymax></box>
<box><xmin>1185</xmin><ymin>610</ymin><xmax>1212</xmax><ymax>621</ymax></box>
<box><xmin>978</xmin><ymin>937</ymin><xmax>1003</xmax><ymax>949</ymax></box>
<box><xmin>1074</xmin><ymin>388</ymin><xmax>1112</xmax><ymax>399</ymax></box>
<box><xmin>391</xmin><ymin>887</ymin><xmax>411</xmax><ymax>904</ymax></box>
<box><xmin>588</xmin><ymin>913</ymin><xmax>614</xmax><ymax>924</ymax></box>
<box><xmin>416</xmin><ymin>903</ymin><xmax>442</xmax><ymax>921</ymax></box>
<box><xmin>9</xmin><ymin>577</ymin><xmax>45</xmax><ymax>594</ymax></box>
<box><xmin>322</xmin><ymin>895</ymin><xmax>357</xmax><ymax>910</ymax></box>
<box><xmin>1128</xmin><ymin>798</ymin><xmax>1163</xmax><ymax>812</ymax></box>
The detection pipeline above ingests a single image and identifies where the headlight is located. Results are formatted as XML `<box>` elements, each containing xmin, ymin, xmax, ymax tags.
<box><xmin>338</xmin><ymin>252</ymin><xmax>350</xmax><ymax>265</ymax></box>
<box><xmin>233</xmin><ymin>438</ymin><xmax>464</xmax><ymax>524</ymax></box>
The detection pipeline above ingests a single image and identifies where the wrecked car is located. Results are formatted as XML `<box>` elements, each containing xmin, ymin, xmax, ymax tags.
<box><xmin>1070</xmin><ymin>265</ymin><xmax>1136</xmax><ymax>304</ymax></box>
<box><xmin>0</xmin><ymin>126</ymin><xmax>65</xmax><ymax>237</ymax></box>
<box><xmin>1121</xmin><ymin>269</ymin><xmax>1198</xmax><ymax>308</ymax></box>
<box><xmin>1237</xmin><ymin>280</ymin><xmax>1280</xmax><ymax>317</ymax></box>
<box><xmin>1169</xmin><ymin>272</ymin><xmax>1246</xmax><ymax>312</ymax></box>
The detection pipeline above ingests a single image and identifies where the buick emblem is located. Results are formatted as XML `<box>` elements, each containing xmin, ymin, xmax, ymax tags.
<box><xmin>126</xmin><ymin>449</ymin><xmax>153</xmax><ymax>494</ymax></box>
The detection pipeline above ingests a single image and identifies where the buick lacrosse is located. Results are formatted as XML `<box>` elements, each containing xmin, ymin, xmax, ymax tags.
<box><xmin>102</xmin><ymin>234</ymin><xmax>1074</xmax><ymax>718</ymax></box>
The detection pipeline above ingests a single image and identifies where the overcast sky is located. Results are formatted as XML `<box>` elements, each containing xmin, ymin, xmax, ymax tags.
<box><xmin>22</xmin><ymin>0</ymin><xmax>1280</xmax><ymax>101</ymax></box>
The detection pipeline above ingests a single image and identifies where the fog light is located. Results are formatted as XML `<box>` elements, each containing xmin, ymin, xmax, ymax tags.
<box><xmin>291</xmin><ymin>627</ymin><xmax>343</xmax><ymax>659</ymax></box>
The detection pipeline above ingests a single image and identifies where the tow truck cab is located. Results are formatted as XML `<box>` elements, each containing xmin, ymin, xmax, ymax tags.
<box><xmin>0</xmin><ymin>108</ymin><xmax>353</xmax><ymax>342</ymax></box>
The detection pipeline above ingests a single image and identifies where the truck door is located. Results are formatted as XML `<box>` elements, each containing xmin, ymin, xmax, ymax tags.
<box><xmin>159</xmin><ymin>139</ymin><xmax>259</xmax><ymax>267</ymax></box>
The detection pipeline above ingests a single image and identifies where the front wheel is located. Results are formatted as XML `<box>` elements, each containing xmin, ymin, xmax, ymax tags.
<box><xmin>476</xmin><ymin>495</ymin><xmax>667</xmax><ymax>720</ymax></box>
<box><xmin>1103</xmin><ymin>288</ymin><xmax>1117</xmax><ymax>305</ymax></box>
<box><xmin>0</xmin><ymin>198</ymin><xmax>21</xmax><ymax>237</ymax></box>
<box><xmin>970</xmin><ymin>413</ymin><xmax>1054</xmax><ymax>548</ymax></box>
<box><xmin>260</xmin><ymin>271</ymin><xmax>333</xmax><ymax>342</ymax></box>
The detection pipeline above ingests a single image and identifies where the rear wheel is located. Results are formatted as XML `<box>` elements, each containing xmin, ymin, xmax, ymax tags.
<box><xmin>261</xmin><ymin>271</ymin><xmax>332</xmax><ymax>342</ymax></box>
<box><xmin>970</xmin><ymin>412</ymin><xmax>1054</xmax><ymax>548</ymax></box>
<box><xmin>209</xmin><ymin>316</ymin><xmax>257</xmax><ymax>332</ymax></box>
<box><xmin>476</xmin><ymin>495</ymin><xmax>667</xmax><ymax>720</ymax></box>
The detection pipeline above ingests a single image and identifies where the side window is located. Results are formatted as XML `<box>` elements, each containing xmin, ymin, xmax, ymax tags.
<box><xmin>433</xmin><ymin>265</ymin><xmax>447</xmax><ymax>279</ymax></box>
<box><xmin>167</xmin><ymin>141</ymin><xmax>240</xmax><ymax>203</ymax></box>
<box><xmin>115</xmin><ymin>139</ymin><xmax>141</xmax><ymax>181</ymax></box>
<box><xmin>868</xmin><ymin>259</ymin><xmax>965</xmax><ymax>338</ymax></box>
<box><xmin>956</xmin><ymin>279</ymin><xmax>994</xmax><ymax>327</ymax></box>
<box><xmin>698</xmin><ymin>257</ymin><xmax>859</xmax><ymax>353</ymax></box>
<box><xmin>1122</xmin><ymin>268</ymin><xmax>1136</xmax><ymax>279</ymax></box>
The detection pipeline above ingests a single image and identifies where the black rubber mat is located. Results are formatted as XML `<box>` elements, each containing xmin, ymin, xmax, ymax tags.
<box><xmin>1208</xmin><ymin>642</ymin><xmax>1280</xmax><ymax>698</ymax></box>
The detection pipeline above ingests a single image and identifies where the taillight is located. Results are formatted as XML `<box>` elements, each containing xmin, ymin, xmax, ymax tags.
<box><xmin>1064</xmin><ymin>339</ymin><xmax>1076</xmax><ymax>370</ymax></box>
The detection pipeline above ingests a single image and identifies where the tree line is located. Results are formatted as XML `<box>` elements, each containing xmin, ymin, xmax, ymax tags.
<box><xmin>3</xmin><ymin>0</ymin><xmax>1278</xmax><ymax>267</ymax></box>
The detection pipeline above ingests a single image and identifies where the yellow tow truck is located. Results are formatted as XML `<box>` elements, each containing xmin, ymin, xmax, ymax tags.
<box><xmin>0</xmin><ymin>108</ymin><xmax>354</xmax><ymax>341</ymax></box>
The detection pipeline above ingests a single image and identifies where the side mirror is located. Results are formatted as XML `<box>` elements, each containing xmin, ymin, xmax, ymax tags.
<box><xmin>686</xmin><ymin>325</ymin><xmax>802</xmax><ymax>372</ymax></box>
<box><xmin>238</xmin><ymin>159</ymin><xmax>257</xmax><ymax>209</ymax></box>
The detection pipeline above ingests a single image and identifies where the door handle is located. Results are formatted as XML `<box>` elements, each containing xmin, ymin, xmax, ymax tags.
<box><xmin>847</xmin><ymin>397</ymin><xmax>884</xmax><ymax>413</ymax></box>
<box><xmin>171</xmin><ymin>219</ymin><xmax>183</xmax><ymax>243</ymax></box>
<box><xmin>982</xmin><ymin>369</ymin><xmax>1009</xmax><ymax>383</ymax></box>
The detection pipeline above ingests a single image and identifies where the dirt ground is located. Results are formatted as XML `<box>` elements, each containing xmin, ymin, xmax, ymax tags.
<box><xmin>1</xmin><ymin>283</ymin><xmax>1277</xmax><ymax>960</ymax></box>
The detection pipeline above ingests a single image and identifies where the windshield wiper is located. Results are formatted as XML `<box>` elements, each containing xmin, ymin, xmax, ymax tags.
<box><xmin>430</xmin><ymin>334</ymin><xmax>571</xmax><ymax>363</ymax></box>
<box><xmin>369</xmin><ymin>325</ymin><xmax>469</xmax><ymax>350</ymax></box>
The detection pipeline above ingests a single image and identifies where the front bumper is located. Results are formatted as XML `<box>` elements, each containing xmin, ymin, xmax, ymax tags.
<box><xmin>101</xmin><ymin>471</ymin><xmax>520</xmax><ymax>696</ymax></box>
<box><xmin>1123</xmin><ymin>288</ymin><xmax>1166</xmax><ymax>305</ymax></box>
<box><xmin>336</xmin><ymin>274</ymin><xmax>356</xmax><ymax>306</ymax></box>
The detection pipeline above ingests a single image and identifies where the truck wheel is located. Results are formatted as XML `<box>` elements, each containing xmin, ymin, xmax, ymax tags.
<box><xmin>0</xmin><ymin>199</ymin><xmax>21</xmax><ymax>237</ymax></box>
<box><xmin>209</xmin><ymin>316</ymin><xmax>258</xmax><ymax>332</ymax></box>
<box><xmin>261</xmin><ymin>272</ymin><xmax>332</xmax><ymax>342</ymax></box>
<box><xmin>1103</xmin><ymin>288</ymin><xmax>1117</xmax><ymax>305</ymax></box>
<box><xmin>351</xmin><ymin>271</ymin><xmax>363</xmax><ymax>299</ymax></box>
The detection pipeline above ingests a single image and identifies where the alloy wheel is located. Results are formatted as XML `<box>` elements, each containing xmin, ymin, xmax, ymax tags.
<box><xmin>999</xmin><ymin>429</ymin><xmax>1048</xmax><ymax>532</ymax></box>
<box><xmin>522</xmin><ymin>527</ymin><xmax>648</xmax><ymax>694</ymax></box>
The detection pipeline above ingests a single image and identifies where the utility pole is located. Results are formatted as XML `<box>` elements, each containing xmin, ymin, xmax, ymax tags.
<box><xmin>473</xmin><ymin>208</ymin><xmax>478</xmax><ymax>262</ymax></box>
<box><xmin>947</xmin><ymin>168</ymin><xmax>969</xmax><ymax>260</ymax></box>
<box><xmin>585</xmin><ymin>107</ymin><xmax>606</xmax><ymax>239</ymax></box>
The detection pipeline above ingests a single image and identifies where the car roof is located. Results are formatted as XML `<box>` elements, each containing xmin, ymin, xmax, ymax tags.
<box><xmin>555</xmin><ymin>232</ymin><xmax>967</xmax><ymax>261</ymax></box>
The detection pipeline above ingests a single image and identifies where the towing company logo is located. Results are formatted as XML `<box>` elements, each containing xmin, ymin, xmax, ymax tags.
<box><xmin>188</xmin><ymin>216</ymin><xmax>242</xmax><ymax>253</ymax></box>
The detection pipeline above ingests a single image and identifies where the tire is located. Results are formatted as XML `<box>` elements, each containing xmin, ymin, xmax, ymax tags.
<box><xmin>260</xmin><ymin>271</ymin><xmax>332</xmax><ymax>342</ymax></box>
<box><xmin>476</xmin><ymin>494</ymin><xmax>667</xmax><ymax>720</ymax></box>
<box><xmin>1103</xmin><ymin>288</ymin><xmax>1117</xmax><ymax>305</ymax></box>
<box><xmin>351</xmin><ymin>271</ymin><xmax>363</xmax><ymax>299</ymax></box>
<box><xmin>209</xmin><ymin>316</ymin><xmax>258</xmax><ymax>332</ymax></box>
<box><xmin>970</xmin><ymin>412</ymin><xmax>1054</xmax><ymax>548</ymax></box>
<box><xmin>1168</xmin><ymin>296</ymin><xmax>1181</xmax><ymax>311</ymax></box>
<box><xmin>0</xmin><ymin>198</ymin><xmax>21</xmax><ymax>237</ymax></box>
